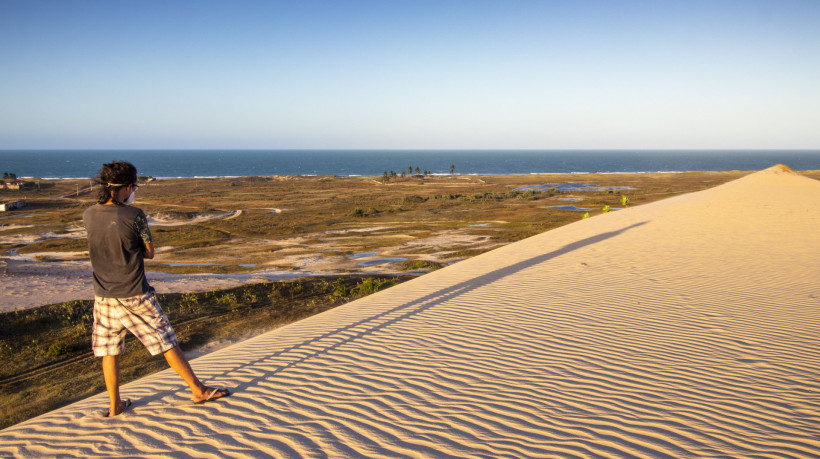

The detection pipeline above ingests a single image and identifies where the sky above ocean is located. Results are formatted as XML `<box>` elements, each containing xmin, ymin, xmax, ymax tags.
<box><xmin>1</xmin><ymin>1</ymin><xmax>818</xmax><ymax>150</ymax></box>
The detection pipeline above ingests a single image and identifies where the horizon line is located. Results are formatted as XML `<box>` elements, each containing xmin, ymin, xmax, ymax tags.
<box><xmin>2</xmin><ymin>148</ymin><xmax>820</xmax><ymax>152</ymax></box>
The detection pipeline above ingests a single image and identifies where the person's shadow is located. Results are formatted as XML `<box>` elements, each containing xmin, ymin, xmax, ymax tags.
<box><xmin>138</xmin><ymin>220</ymin><xmax>646</xmax><ymax>408</ymax></box>
<box><xmin>224</xmin><ymin>221</ymin><xmax>648</xmax><ymax>390</ymax></box>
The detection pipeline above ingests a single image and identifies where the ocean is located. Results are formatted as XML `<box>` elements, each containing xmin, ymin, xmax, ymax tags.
<box><xmin>2</xmin><ymin>150</ymin><xmax>819</xmax><ymax>179</ymax></box>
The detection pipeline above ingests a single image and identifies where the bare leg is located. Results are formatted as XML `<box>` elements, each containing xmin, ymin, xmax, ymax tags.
<box><xmin>163</xmin><ymin>345</ymin><xmax>229</xmax><ymax>402</ymax></box>
<box><xmin>102</xmin><ymin>355</ymin><xmax>126</xmax><ymax>416</ymax></box>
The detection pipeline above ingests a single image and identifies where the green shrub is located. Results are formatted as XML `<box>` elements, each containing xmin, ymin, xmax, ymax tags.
<box><xmin>241</xmin><ymin>289</ymin><xmax>258</xmax><ymax>304</ymax></box>
<box><xmin>267</xmin><ymin>286</ymin><xmax>281</xmax><ymax>301</ymax></box>
<box><xmin>215</xmin><ymin>293</ymin><xmax>238</xmax><ymax>306</ymax></box>
<box><xmin>45</xmin><ymin>342</ymin><xmax>71</xmax><ymax>358</ymax></box>
<box><xmin>403</xmin><ymin>195</ymin><xmax>427</xmax><ymax>203</ymax></box>
<box><xmin>289</xmin><ymin>281</ymin><xmax>304</xmax><ymax>298</ymax></box>
<box><xmin>332</xmin><ymin>284</ymin><xmax>348</xmax><ymax>297</ymax></box>
<box><xmin>399</xmin><ymin>260</ymin><xmax>443</xmax><ymax>271</ymax></box>
<box><xmin>179</xmin><ymin>293</ymin><xmax>199</xmax><ymax>313</ymax></box>
<box><xmin>351</xmin><ymin>207</ymin><xmax>380</xmax><ymax>217</ymax></box>
<box><xmin>354</xmin><ymin>278</ymin><xmax>378</xmax><ymax>295</ymax></box>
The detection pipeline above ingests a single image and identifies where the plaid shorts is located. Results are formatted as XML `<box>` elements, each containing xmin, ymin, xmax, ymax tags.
<box><xmin>92</xmin><ymin>291</ymin><xmax>178</xmax><ymax>357</ymax></box>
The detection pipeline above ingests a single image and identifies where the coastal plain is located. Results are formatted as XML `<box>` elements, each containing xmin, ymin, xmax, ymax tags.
<box><xmin>1</xmin><ymin>166</ymin><xmax>818</xmax><ymax>457</ymax></box>
<box><xmin>5</xmin><ymin>169</ymin><xmax>810</xmax><ymax>312</ymax></box>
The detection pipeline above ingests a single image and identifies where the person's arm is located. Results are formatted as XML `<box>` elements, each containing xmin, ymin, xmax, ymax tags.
<box><xmin>135</xmin><ymin>212</ymin><xmax>154</xmax><ymax>259</ymax></box>
<box><xmin>143</xmin><ymin>241</ymin><xmax>155</xmax><ymax>259</ymax></box>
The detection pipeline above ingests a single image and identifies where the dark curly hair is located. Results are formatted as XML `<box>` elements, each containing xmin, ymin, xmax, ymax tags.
<box><xmin>95</xmin><ymin>161</ymin><xmax>138</xmax><ymax>204</ymax></box>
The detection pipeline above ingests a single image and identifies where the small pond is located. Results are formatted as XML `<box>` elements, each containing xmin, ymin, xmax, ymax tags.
<box><xmin>164</xmin><ymin>262</ymin><xmax>220</xmax><ymax>267</ymax></box>
<box><xmin>516</xmin><ymin>183</ymin><xmax>634</xmax><ymax>192</ymax></box>
<box><xmin>357</xmin><ymin>257</ymin><xmax>408</xmax><ymax>267</ymax></box>
<box><xmin>544</xmin><ymin>206</ymin><xmax>593</xmax><ymax>212</ymax></box>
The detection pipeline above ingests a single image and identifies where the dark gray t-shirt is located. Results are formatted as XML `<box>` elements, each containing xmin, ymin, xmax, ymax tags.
<box><xmin>83</xmin><ymin>204</ymin><xmax>153</xmax><ymax>298</ymax></box>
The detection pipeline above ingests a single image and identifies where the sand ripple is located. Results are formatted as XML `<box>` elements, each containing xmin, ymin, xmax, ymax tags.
<box><xmin>1</xmin><ymin>166</ymin><xmax>819</xmax><ymax>458</ymax></box>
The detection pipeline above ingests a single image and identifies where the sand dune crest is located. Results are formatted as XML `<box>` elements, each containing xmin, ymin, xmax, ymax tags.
<box><xmin>767</xmin><ymin>163</ymin><xmax>796</xmax><ymax>174</ymax></box>
<box><xmin>1</xmin><ymin>166</ymin><xmax>819</xmax><ymax>458</ymax></box>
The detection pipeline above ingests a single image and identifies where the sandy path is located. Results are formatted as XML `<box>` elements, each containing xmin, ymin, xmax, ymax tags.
<box><xmin>1</xmin><ymin>166</ymin><xmax>818</xmax><ymax>457</ymax></box>
<box><xmin>147</xmin><ymin>209</ymin><xmax>242</xmax><ymax>226</ymax></box>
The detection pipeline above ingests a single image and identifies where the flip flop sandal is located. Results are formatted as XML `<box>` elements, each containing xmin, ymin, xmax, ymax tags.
<box><xmin>195</xmin><ymin>388</ymin><xmax>231</xmax><ymax>404</ymax></box>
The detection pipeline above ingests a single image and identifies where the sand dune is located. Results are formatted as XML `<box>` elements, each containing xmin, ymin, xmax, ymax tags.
<box><xmin>1</xmin><ymin>165</ymin><xmax>818</xmax><ymax>457</ymax></box>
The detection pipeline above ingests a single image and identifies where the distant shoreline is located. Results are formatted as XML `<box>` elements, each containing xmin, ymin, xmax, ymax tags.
<box><xmin>17</xmin><ymin>167</ymin><xmax>820</xmax><ymax>181</ymax></box>
<box><xmin>2</xmin><ymin>149</ymin><xmax>819</xmax><ymax>179</ymax></box>
<box><xmin>22</xmin><ymin>171</ymin><xmax>734</xmax><ymax>180</ymax></box>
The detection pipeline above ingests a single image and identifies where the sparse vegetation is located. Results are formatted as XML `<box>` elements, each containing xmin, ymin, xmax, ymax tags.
<box><xmin>151</xmin><ymin>225</ymin><xmax>231</xmax><ymax>249</ymax></box>
<box><xmin>1</xmin><ymin>171</ymin><xmax>774</xmax><ymax>273</ymax></box>
<box><xmin>399</xmin><ymin>260</ymin><xmax>444</xmax><ymax>271</ymax></box>
<box><xmin>15</xmin><ymin>238</ymin><xmax>88</xmax><ymax>254</ymax></box>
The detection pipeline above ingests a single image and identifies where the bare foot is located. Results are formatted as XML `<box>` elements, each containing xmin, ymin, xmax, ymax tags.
<box><xmin>193</xmin><ymin>387</ymin><xmax>232</xmax><ymax>404</ymax></box>
<box><xmin>106</xmin><ymin>398</ymin><xmax>132</xmax><ymax>417</ymax></box>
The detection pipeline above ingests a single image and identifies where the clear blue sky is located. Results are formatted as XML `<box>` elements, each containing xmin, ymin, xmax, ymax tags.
<box><xmin>1</xmin><ymin>0</ymin><xmax>818</xmax><ymax>149</ymax></box>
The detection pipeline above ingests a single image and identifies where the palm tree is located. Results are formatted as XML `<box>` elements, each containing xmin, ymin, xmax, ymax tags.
<box><xmin>450</xmin><ymin>164</ymin><xmax>455</xmax><ymax>175</ymax></box>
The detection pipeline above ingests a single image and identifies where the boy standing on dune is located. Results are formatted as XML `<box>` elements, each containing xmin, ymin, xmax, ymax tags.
<box><xmin>83</xmin><ymin>160</ymin><xmax>230</xmax><ymax>417</ymax></box>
